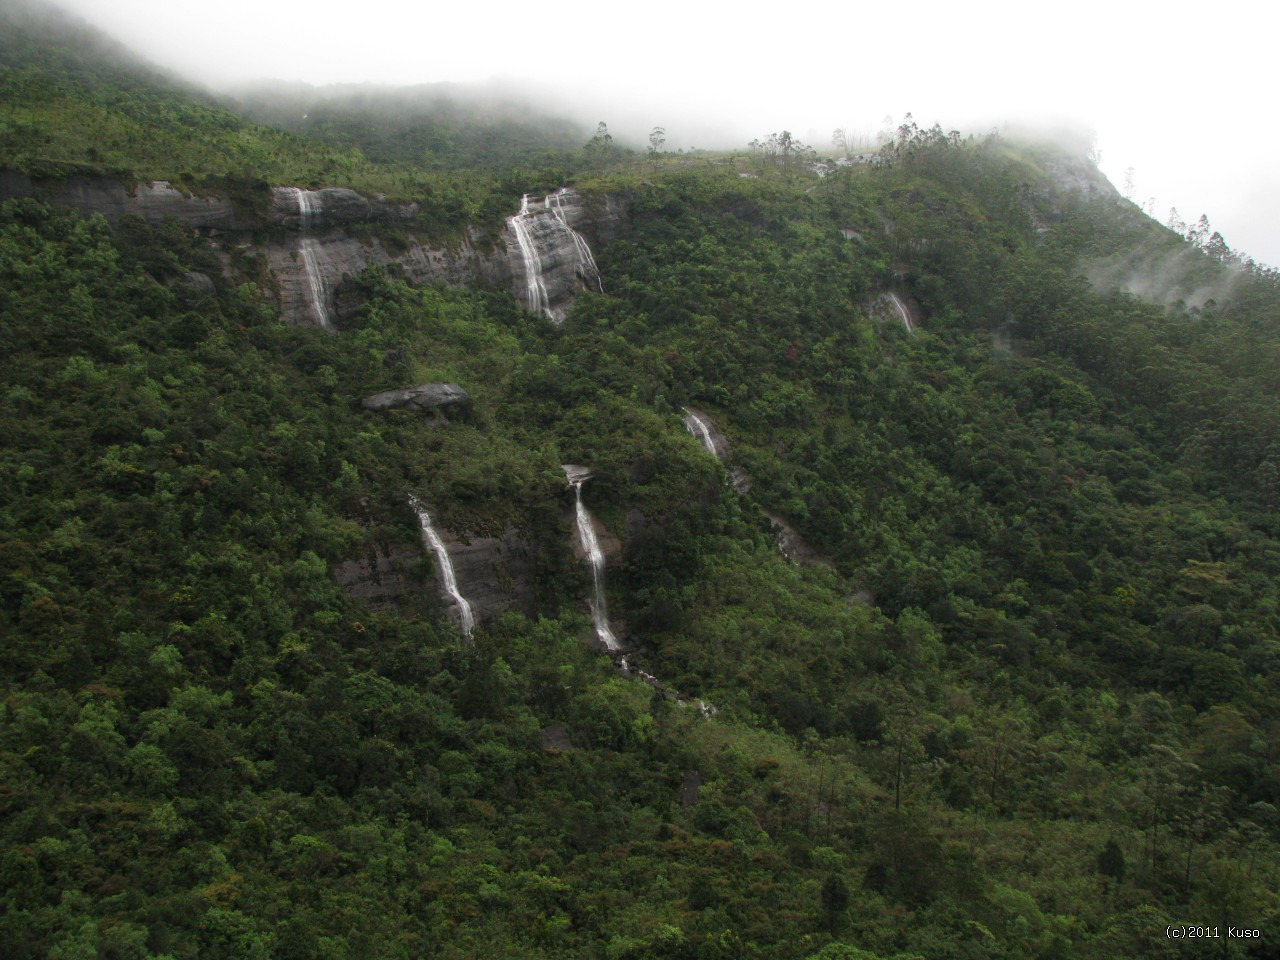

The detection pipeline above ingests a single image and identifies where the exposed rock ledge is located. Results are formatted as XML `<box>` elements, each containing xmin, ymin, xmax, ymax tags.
<box><xmin>362</xmin><ymin>383</ymin><xmax>471</xmax><ymax>421</ymax></box>
<box><xmin>0</xmin><ymin>173</ymin><xmax>241</xmax><ymax>229</ymax></box>
<box><xmin>0</xmin><ymin>173</ymin><xmax>426</xmax><ymax>231</ymax></box>
<box><xmin>265</xmin><ymin>230</ymin><xmax>508</xmax><ymax>328</ymax></box>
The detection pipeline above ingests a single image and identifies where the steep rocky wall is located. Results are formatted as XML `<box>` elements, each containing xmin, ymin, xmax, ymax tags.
<box><xmin>3</xmin><ymin>172</ymin><xmax>626</xmax><ymax>330</ymax></box>
<box><xmin>1</xmin><ymin>173</ymin><xmax>243</xmax><ymax>229</ymax></box>
<box><xmin>336</xmin><ymin>521</ymin><xmax>535</xmax><ymax>623</ymax></box>
<box><xmin>445</xmin><ymin>526</ymin><xmax>537</xmax><ymax>620</ymax></box>
<box><xmin>333</xmin><ymin>541</ymin><xmax>432</xmax><ymax>615</ymax></box>
<box><xmin>266</xmin><ymin>230</ymin><xmax>509</xmax><ymax>327</ymax></box>
<box><xmin>268</xmin><ymin>185</ymin><xmax>425</xmax><ymax>228</ymax></box>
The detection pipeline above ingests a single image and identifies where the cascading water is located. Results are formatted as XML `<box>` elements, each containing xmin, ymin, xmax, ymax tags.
<box><xmin>683</xmin><ymin>408</ymin><xmax>718</xmax><ymax>457</ymax></box>
<box><xmin>507</xmin><ymin>189</ymin><xmax>603</xmax><ymax>320</ymax></box>
<box><xmin>546</xmin><ymin>188</ymin><xmax>604</xmax><ymax>293</ymax></box>
<box><xmin>297</xmin><ymin>188</ymin><xmax>316</xmax><ymax>224</ymax></box>
<box><xmin>889</xmin><ymin>292</ymin><xmax>914</xmax><ymax>333</ymax></box>
<box><xmin>508</xmin><ymin>194</ymin><xmax>551</xmax><ymax>319</ymax></box>
<box><xmin>681</xmin><ymin>408</ymin><xmax>807</xmax><ymax>565</ymax></box>
<box><xmin>298</xmin><ymin>238</ymin><xmax>333</xmax><ymax>331</ymax></box>
<box><xmin>409</xmin><ymin>495</ymin><xmax>475</xmax><ymax>638</ymax></box>
<box><xmin>568</xmin><ymin>474</ymin><xmax>619</xmax><ymax>650</ymax></box>
<box><xmin>562</xmin><ymin>465</ymin><xmax>711</xmax><ymax>713</ymax></box>
<box><xmin>279</xmin><ymin>186</ymin><xmax>321</xmax><ymax>226</ymax></box>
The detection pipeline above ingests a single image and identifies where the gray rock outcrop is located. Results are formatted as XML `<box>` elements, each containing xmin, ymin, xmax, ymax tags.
<box><xmin>337</xmin><ymin>514</ymin><xmax>534</xmax><ymax>624</ymax></box>
<box><xmin>167</xmin><ymin>271</ymin><xmax>216</xmax><ymax>297</ymax></box>
<box><xmin>0</xmin><ymin>174</ymin><xmax>241</xmax><ymax>229</ymax></box>
<box><xmin>442</xmin><ymin>525</ymin><xmax>536</xmax><ymax>620</ymax></box>
<box><xmin>333</xmin><ymin>540</ymin><xmax>431</xmax><ymax>614</ymax></box>
<box><xmin>270</xmin><ymin>186</ymin><xmax>374</xmax><ymax>228</ymax></box>
<box><xmin>362</xmin><ymin>383</ymin><xmax>470</xmax><ymax>421</ymax></box>
<box><xmin>267</xmin><ymin>230</ymin><xmax>508</xmax><ymax>327</ymax></box>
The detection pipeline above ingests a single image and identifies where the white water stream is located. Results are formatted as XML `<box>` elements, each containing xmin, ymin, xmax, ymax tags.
<box><xmin>683</xmin><ymin>408</ymin><xmax>718</xmax><ymax>457</ymax></box>
<box><xmin>889</xmin><ymin>292</ymin><xmax>914</xmax><ymax>333</ymax></box>
<box><xmin>546</xmin><ymin>188</ymin><xmax>604</xmax><ymax>293</ymax></box>
<box><xmin>409</xmin><ymin>495</ymin><xmax>475</xmax><ymax>639</ymax></box>
<box><xmin>299</xmin><ymin>239</ymin><xmax>333</xmax><ymax>331</ymax></box>
<box><xmin>507</xmin><ymin>189</ymin><xmax>603</xmax><ymax>320</ymax></box>
<box><xmin>569</xmin><ymin>477</ymin><xmax>619</xmax><ymax>650</ymax></box>
<box><xmin>619</xmin><ymin>656</ymin><xmax>717</xmax><ymax>717</ymax></box>
<box><xmin>508</xmin><ymin>194</ymin><xmax>551</xmax><ymax>319</ymax></box>
<box><xmin>280</xmin><ymin>186</ymin><xmax>322</xmax><ymax>225</ymax></box>
<box><xmin>563</xmin><ymin>465</ymin><xmax>712</xmax><ymax>714</ymax></box>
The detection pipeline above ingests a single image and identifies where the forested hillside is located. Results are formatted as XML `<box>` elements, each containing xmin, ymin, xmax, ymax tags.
<box><xmin>3</xmin><ymin>2</ymin><xmax>1279</xmax><ymax>958</ymax></box>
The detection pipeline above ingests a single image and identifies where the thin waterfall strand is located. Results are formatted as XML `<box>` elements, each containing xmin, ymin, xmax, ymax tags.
<box><xmin>299</xmin><ymin>239</ymin><xmax>333</xmax><ymax>331</ymax></box>
<box><xmin>546</xmin><ymin>188</ymin><xmax>604</xmax><ymax>292</ymax></box>
<box><xmin>508</xmin><ymin>194</ymin><xmax>551</xmax><ymax>318</ymax></box>
<box><xmin>889</xmin><ymin>293</ymin><xmax>914</xmax><ymax>333</ymax></box>
<box><xmin>683</xmin><ymin>408</ymin><xmax>718</xmax><ymax>457</ymax></box>
<box><xmin>572</xmin><ymin>479</ymin><xmax>618</xmax><ymax>649</ymax></box>
<box><xmin>410</xmin><ymin>495</ymin><xmax>475</xmax><ymax>639</ymax></box>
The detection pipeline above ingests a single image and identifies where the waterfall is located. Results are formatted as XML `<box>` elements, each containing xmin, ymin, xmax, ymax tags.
<box><xmin>297</xmin><ymin>187</ymin><xmax>322</xmax><ymax>225</ymax></box>
<box><xmin>683</xmin><ymin>408</ymin><xmax>719</xmax><ymax>458</ymax></box>
<box><xmin>561</xmin><ymin>465</ymin><xmax>711</xmax><ymax>712</ymax></box>
<box><xmin>298</xmin><ymin>238</ymin><xmax>333</xmax><ymax>331</ymax></box>
<box><xmin>889</xmin><ymin>293</ymin><xmax>914</xmax><ymax>333</ymax></box>
<box><xmin>508</xmin><ymin>194</ymin><xmax>551</xmax><ymax>318</ymax></box>
<box><xmin>280</xmin><ymin>186</ymin><xmax>321</xmax><ymax>227</ymax></box>
<box><xmin>546</xmin><ymin>188</ymin><xmax>604</xmax><ymax>293</ymax></box>
<box><xmin>409</xmin><ymin>495</ymin><xmax>475</xmax><ymax>639</ymax></box>
<box><xmin>569</xmin><ymin>476</ymin><xmax>619</xmax><ymax>650</ymax></box>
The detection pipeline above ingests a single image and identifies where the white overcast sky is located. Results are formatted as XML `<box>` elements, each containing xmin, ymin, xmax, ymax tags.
<box><xmin>56</xmin><ymin>0</ymin><xmax>1279</xmax><ymax>267</ymax></box>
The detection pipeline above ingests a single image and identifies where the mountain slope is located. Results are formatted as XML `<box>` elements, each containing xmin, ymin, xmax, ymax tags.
<box><xmin>2</xmin><ymin>7</ymin><xmax>1280</xmax><ymax>959</ymax></box>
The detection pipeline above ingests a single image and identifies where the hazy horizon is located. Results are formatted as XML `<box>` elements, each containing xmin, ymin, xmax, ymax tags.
<box><xmin>38</xmin><ymin>0</ymin><xmax>1280</xmax><ymax>268</ymax></box>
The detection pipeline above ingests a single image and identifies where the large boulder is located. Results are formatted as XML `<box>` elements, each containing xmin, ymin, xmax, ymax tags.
<box><xmin>362</xmin><ymin>383</ymin><xmax>471</xmax><ymax>421</ymax></box>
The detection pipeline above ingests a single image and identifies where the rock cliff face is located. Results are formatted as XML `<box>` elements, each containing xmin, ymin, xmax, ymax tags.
<box><xmin>267</xmin><ymin>230</ymin><xmax>508</xmax><ymax>328</ymax></box>
<box><xmin>443</xmin><ymin>525</ymin><xmax>537</xmax><ymax>620</ymax></box>
<box><xmin>1</xmin><ymin>173</ymin><xmax>242</xmax><ymax>229</ymax></box>
<box><xmin>269</xmin><ymin>184</ymin><xmax>625</xmax><ymax>329</ymax></box>
<box><xmin>272</xmin><ymin>186</ymin><xmax>369</xmax><ymax>227</ymax></box>
<box><xmin>336</xmin><ymin>516</ymin><xmax>534</xmax><ymax>624</ymax></box>
<box><xmin>270</xmin><ymin>185</ymin><xmax>429</xmax><ymax>229</ymax></box>
<box><xmin>3</xmin><ymin>172</ymin><xmax>625</xmax><ymax>330</ymax></box>
<box><xmin>333</xmin><ymin>540</ymin><xmax>432</xmax><ymax>614</ymax></box>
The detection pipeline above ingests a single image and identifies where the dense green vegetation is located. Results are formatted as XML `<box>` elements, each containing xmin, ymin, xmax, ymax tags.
<box><xmin>4</xmin><ymin>4</ymin><xmax>1280</xmax><ymax>958</ymax></box>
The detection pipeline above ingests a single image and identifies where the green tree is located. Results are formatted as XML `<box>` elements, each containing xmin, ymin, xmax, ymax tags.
<box><xmin>648</xmin><ymin>125</ymin><xmax>666</xmax><ymax>160</ymax></box>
